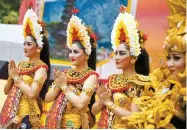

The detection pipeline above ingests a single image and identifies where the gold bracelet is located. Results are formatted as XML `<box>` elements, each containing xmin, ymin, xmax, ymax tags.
<box><xmin>52</xmin><ymin>82</ymin><xmax>61</xmax><ymax>89</ymax></box>
<box><xmin>60</xmin><ymin>85</ymin><xmax>69</xmax><ymax>92</ymax></box>
<box><xmin>107</xmin><ymin>102</ymin><xmax>117</xmax><ymax>111</ymax></box>
<box><xmin>33</xmin><ymin>77</ymin><xmax>45</xmax><ymax>86</ymax></box>
<box><xmin>82</xmin><ymin>88</ymin><xmax>94</xmax><ymax>96</ymax></box>
<box><xmin>13</xmin><ymin>77</ymin><xmax>22</xmax><ymax>84</ymax></box>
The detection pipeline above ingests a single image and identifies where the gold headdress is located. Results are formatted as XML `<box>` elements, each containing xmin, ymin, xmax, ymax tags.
<box><xmin>66</xmin><ymin>8</ymin><xmax>97</xmax><ymax>55</ymax></box>
<box><xmin>23</xmin><ymin>8</ymin><xmax>44</xmax><ymax>48</ymax></box>
<box><xmin>163</xmin><ymin>0</ymin><xmax>186</xmax><ymax>54</ymax></box>
<box><xmin>163</xmin><ymin>0</ymin><xmax>186</xmax><ymax>78</ymax></box>
<box><xmin>111</xmin><ymin>5</ymin><xmax>140</xmax><ymax>56</ymax></box>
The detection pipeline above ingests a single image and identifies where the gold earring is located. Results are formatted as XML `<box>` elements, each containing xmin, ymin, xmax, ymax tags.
<box><xmin>85</xmin><ymin>56</ymin><xmax>89</xmax><ymax>60</ymax></box>
<box><xmin>131</xmin><ymin>59</ymin><xmax>136</xmax><ymax>64</ymax></box>
<box><xmin>177</xmin><ymin>70</ymin><xmax>186</xmax><ymax>78</ymax></box>
<box><xmin>37</xmin><ymin>49</ymin><xmax>41</xmax><ymax>53</ymax></box>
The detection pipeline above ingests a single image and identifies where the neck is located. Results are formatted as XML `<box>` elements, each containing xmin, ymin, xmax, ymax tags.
<box><xmin>74</xmin><ymin>62</ymin><xmax>88</xmax><ymax>72</ymax></box>
<box><xmin>122</xmin><ymin>64</ymin><xmax>137</xmax><ymax>78</ymax></box>
<box><xmin>28</xmin><ymin>54</ymin><xmax>40</xmax><ymax>63</ymax></box>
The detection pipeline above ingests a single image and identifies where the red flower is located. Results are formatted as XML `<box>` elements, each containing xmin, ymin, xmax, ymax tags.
<box><xmin>72</xmin><ymin>7</ymin><xmax>79</xmax><ymax>14</ymax></box>
<box><xmin>28</xmin><ymin>1</ymin><xmax>33</xmax><ymax>9</ymax></box>
<box><xmin>25</xmin><ymin>23</ymin><xmax>32</xmax><ymax>35</ymax></box>
<box><xmin>38</xmin><ymin>20</ymin><xmax>45</xmax><ymax>27</ymax></box>
<box><xmin>90</xmin><ymin>32</ymin><xmax>97</xmax><ymax>42</ymax></box>
<box><xmin>72</xmin><ymin>29</ymin><xmax>79</xmax><ymax>41</ymax></box>
<box><xmin>143</xmin><ymin>33</ymin><xmax>148</xmax><ymax>41</ymax></box>
<box><xmin>118</xmin><ymin>29</ymin><xmax>127</xmax><ymax>42</ymax></box>
<box><xmin>119</xmin><ymin>5</ymin><xmax>127</xmax><ymax>13</ymax></box>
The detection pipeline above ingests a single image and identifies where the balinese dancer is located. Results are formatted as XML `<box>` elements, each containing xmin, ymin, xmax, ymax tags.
<box><xmin>121</xmin><ymin>0</ymin><xmax>186</xmax><ymax>128</ymax></box>
<box><xmin>0</xmin><ymin>8</ymin><xmax>50</xmax><ymax>129</ymax></box>
<box><xmin>44</xmin><ymin>8</ymin><xmax>99</xmax><ymax>129</ymax></box>
<box><xmin>91</xmin><ymin>5</ymin><xmax>150</xmax><ymax>129</ymax></box>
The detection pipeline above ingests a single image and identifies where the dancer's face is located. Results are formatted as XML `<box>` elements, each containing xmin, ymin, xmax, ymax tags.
<box><xmin>23</xmin><ymin>36</ymin><xmax>39</xmax><ymax>58</ymax></box>
<box><xmin>166</xmin><ymin>51</ymin><xmax>185</xmax><ymax>79</ymax></box>
<box><xmin>115</xmin><ymin>43</ymin><xmax>132</xmax><ymax>69</ymax></box>
<box><xmin>69</xmin><ymin>42</ymin><xmax>88</xmax><ymax>66</ymax></box>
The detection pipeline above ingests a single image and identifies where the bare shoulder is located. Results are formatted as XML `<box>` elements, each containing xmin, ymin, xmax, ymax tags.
<box><xmin>35</xmin><ymin>67</ymin><xmax>47</xmax><ymax>77</ymax></box>
<box><xmin>86</xmin><ymin>74</ymin><xmax>98</xmax><ymax>83</ymax></box>
<box><xmin>89</xmin><ymin>74</ymin><xmax>97</xmax><ymax>79</ymax></box>
<box><xmin>83</xmin><ymin>74</ymin><xmax>98</xmax><ymax>88</ymax></box>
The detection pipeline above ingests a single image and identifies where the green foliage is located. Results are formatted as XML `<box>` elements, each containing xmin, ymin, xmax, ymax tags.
<box><xmin>0</xmin><ymin>0</ymin><xmax>22</xmax><ymax>24</ymax></box>
<box><xmin>2</xmin><ymin>11</ymin><xmax>18</xmax><ymax>24</ymax></box>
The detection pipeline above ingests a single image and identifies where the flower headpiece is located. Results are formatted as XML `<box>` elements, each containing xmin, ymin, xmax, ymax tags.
<box><xmin>86</xmin><ymin>26</ymin><xmax>98</xmax><ymax>48</ymax></box>
<box><xmin>138</xmin><ymin>30</ymin><xmax>148</xmax><ymax>48</ymax></box>
<box><xmin>23</xmin><ymin>8</ymin><xmax>44</xmax><ymax>48</ymax></box>
<box><xmin>111</xmin><ymin>5</ymin><xmax>140</xmax><ymax>56</ymax></box>
<box><xmin>67</xmin><ymin>8</ymin><xmax>94</xmax><ymax>55</ymax></box>
<box><xmin>163</xmin><ymin>0</ymin><xmax>186</xmax><ymax>54</ymax></box>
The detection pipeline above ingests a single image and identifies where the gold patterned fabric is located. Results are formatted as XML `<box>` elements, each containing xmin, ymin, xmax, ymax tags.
<box><xmin>61</xmin><ymin>85</ymin><xmax>85</xmax><ymax>129</ymax></box>
<box><xmin>40</xmin><ymin>87</ymin><xmax>53</xmax><ymax>128</ymax></box>
<box><xmin>64</xmin><ymin>67</ymin><xmax>99</xmax><ymax>83</ymax></box>
<box><xmin>121</xmin><ymin>66</ymin><xmax>186</xmax><ymax>128</ymax></box>
<box><xmin>16</xmin><ymin>60</ymin><xmax>48</xmax><ymax>128</ymax></box>
<box><xmin>45</xmin><ymin>68</ymin><xmax>98</xmax><ymax>129</ymax></box>
<box><xmin>97</xmin><ymin>74</ymin><xmax>150</xmax><ymax>129</ymax></box>
<box><xmin>17</xmin><ymin>75</ymin><xmax>40</xmax><ymax>117</ymax></box>
<box><xmin>0</xmin><ymin>60</ymin><xmax>48</xmax><ymax>129</ymax></box>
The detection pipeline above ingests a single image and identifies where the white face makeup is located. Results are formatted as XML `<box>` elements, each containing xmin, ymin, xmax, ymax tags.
<box><xmin>166</xmin><ymin>51</ymin><xmax>185</xmax><ymax>79</ymax></box>
<box><xmin>23</xmin><ymin>36</ymin><xmax>39</xmax><ymax>58</ymax></box>
<box><xmin>69</xmin><ymin>43</ymin><xmax>87</xmax><ymax>66</ymax></box>
<box><xmin>115</xmin><ymin>43</ymin><xmax>132</xmax><ymax>69</ymax></box>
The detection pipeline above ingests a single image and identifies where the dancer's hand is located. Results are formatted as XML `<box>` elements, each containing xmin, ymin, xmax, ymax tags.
<box><xmin>8</xmin><ymin>60</ymin><xmax>19</xmax><ymax>79</ymax></box>
<box><xmin>53</xmin><ymin>67</ymin><xmax>61</xmax><ymax>81</ymax></box>
<box><xmin>54</xmin><ymin>68</ymin><xmax>67</xmax><ymax>88</ymax></box>
<box><xmin>96</xmin><ymin>83</ymin><xmax>112</xmax><ymax>105</ymax></box>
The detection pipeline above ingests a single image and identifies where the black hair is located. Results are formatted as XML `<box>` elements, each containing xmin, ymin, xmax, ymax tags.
<box><xmin>39</xmin><ymin>35</ymin><xmax>51</xmax><ymax>100</ymax></box>
<box><xmin>88</xmin><ymin>38</ymin><xmax>97</xmax><ymax>70</ymax></box>
<box><xmin>135</xmin><ymin>31</ymin><xmax>150</xmax><ymax>76</ymax></box>
<box><xmin>87</xmin><ymin>37</ymin><xmax>97</xmax><ymax>127</ymax></box>
<box><xmin>120</xmin><ymin>42</ymin><xmax>150</xmax><ymax>76</ymax></box>
<box><xmin>135</xmin><ymin>48</ymin><xmax>150</xmax><ymax>76</ymax></box>
<box><xmin>72</xmin><ymin>37</ymin><xmax>97</xmax><ymax>127</ymax></box>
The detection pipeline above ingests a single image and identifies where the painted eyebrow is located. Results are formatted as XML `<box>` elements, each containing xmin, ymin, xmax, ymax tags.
<box><xmin>24</xmin><ymin>41</ymin><xmax>33</xmax><ymax>43</ymax></box>
<box><xmin>172</xmin><ymin>54</ymin><xmax>182</xmax><ymax>57</ymax></box>
<box><xmin>24</xmin><ymin>41</ymin><xmax>34</xmax><ymax>44</ymax></box>
<box><xmin>118</xmin><ymin>50</ymin><xmax>127</xmax><ymax>52</ymax></box>
<box><xmin>72</xmin><ymin>49</ymin><xmax>80</xmax><ymax>51</ymax></box>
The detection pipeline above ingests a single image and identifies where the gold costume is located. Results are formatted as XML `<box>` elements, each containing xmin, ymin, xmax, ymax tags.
<box><xmin>44</xmin><ymin>68</ymin><xmax>98</xmax><ymax>129</ymax></box>
<box><xmin>97</xmin><ymin>74</ymin><xmax>150</xmax><ymax>129</ymax></box>
<box><xmin>122</xmin><ymin>66</ymin><xmax>186</xmax><ymax>128</ymax></box>
<box><xmin>16</xmin><ymin>75</ymin><xmax>41</xmax><ymax>123</ymax></box>
<box><xmin>40</xmin><ymin>87</ymin><xmax>53</xmax><ymax>128</ymax></box>
<box><xmin>164</xmin><ymin>0</ymin><xmax>186</xmax><ymax>78</ymax></box>
<box><xmin>0</xmin><ymin>60</ymin><xmax>48</xmax><ymax>129</ymax></box>
<box><xmin>44</xmin><ymin>7</ymin><xmax>98</xmax><ymax>128</ymax></box>
<box><xmin>121</xmin><ymin>0</ymin><xmax>186</xmax><ymax>128</ymax></box>
<box><xmin>42</xmin><ymin>85</ymin><xmax>89</xmax><ymax>129</ymax></box>
<box><xmin>0</xmin><ymin>8</ymin><xmax>49</xmax><ymax>129</ymax></box>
